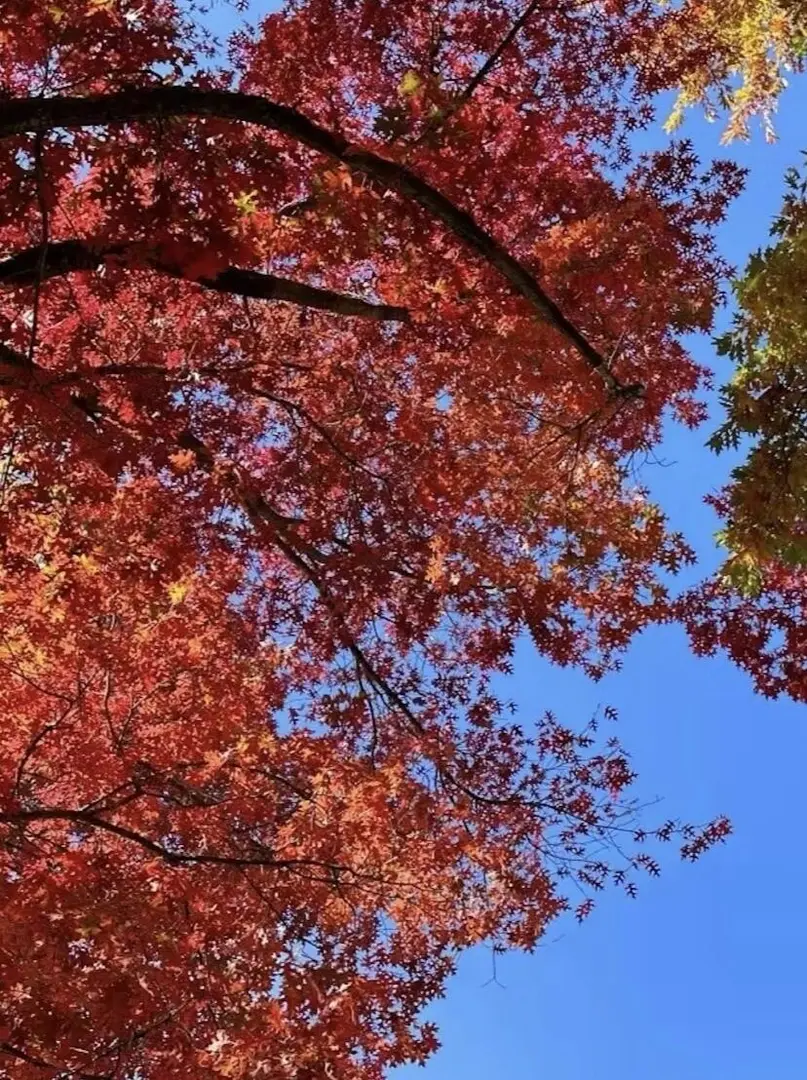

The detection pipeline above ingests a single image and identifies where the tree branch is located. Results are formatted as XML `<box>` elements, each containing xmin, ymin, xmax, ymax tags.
<box><xmin>456</xmin><ymin>0</ymin><xmax>545</xmax><ymax>106</ymax></box>
<box><xmin>0</xmin><ymin>806</ymin><xmax>350</xmax><ymax>875</ymax></box>
<box><xmin>0</xmin><ymin>239</ymin><xmax>410</xmax><ymax>322</ymax></box>
<box><xmin>0</xmin><ymin>1041</ymin><xmax>110</xmax><ymax>1080</ymax></box>
<box><xmin>0</xmin><ymin>86</ymin><xmax>638</xmax><ymax>394</ymax></box>
<box><xmin>414</xmin><ymin>0</ymin><xmax>548</xmax><ymax>145</ymax></box>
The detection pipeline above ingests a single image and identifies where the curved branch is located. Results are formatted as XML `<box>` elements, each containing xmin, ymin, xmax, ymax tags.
<box><xmin>0</xmin><ymin>806</ymin><xmax>349</xmax><ymax>875</ymax></box>
<box><xmin>0</xmin><ymin>86</ymin><xmax>637</xmax><ymax>393</ymax></box>
<box><xmin>0</xmin><ymin>239</ymin><xmax>410</xmax><ymax>322</ymax></box>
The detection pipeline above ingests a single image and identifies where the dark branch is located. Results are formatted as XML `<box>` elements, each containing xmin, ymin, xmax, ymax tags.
<box><xmin>0</xmin><ymin>806</ymin><xmax>350</xmax><ymax>875</ymax></box>
<box><xmin>175</xmin><ymin>428</ymin><xmax>428</xmax><ymax>734</ymax></box>
<box><xmin>0</xmin><ymin>86</ymin><xmax>634</xmax><ymax>393</ymax></box>
<box><xmin>0</xmin><ymin>239</ymin><xmax>410</xmax><ymax>322</ymax></box>
<box><xmin>458</xmin><ymin>0</ymin><xmax>544</xmax><ymax>103</ymax></box>
<box><xmin>0</xmin><ymin>1041</ymin><xmax>110</xmax><ymax>1080</ymax></box>
<box><xmin>416</xmin><ymin>0</ymin><xmax>547</xmax><ymax>143</ymax></box>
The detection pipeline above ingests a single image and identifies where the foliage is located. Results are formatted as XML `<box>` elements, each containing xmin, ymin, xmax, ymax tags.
<box><xmin>682</xmin><ymin>157</ymin><xmax>807</xmax><ymax>699</ymax></box>
<box><xmin>682</xmin><ymin>558</ymin><xmax>807</xmax><ymax>698</ymax></box>
<box><xmin>641</xmin><ymin>0</ymin><xmax>807</xmax><ymax>696</ymax></box>
<box><xmin>0</xmin><ymin>0</ymin><xmax>745</xmax><ymax>1076</ymax></box>
<box><xmin>709</xmin><ymin>159</ymin><xmax>807</xmax><ymax>581</ymax></box>
<box><xmin>643</xmin><ymin>0</ymin><xmax>807</xmax><ymax>140</ymax></box>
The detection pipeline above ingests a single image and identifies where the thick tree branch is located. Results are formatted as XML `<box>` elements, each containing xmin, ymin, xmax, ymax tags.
<box><xmin>0</xmin><ymin>87</ymin><xmax>639</xmax><ymax>394</ymax></box>
<box><xmin>0</xmin><ymin>239</ymin><xmax>410</xmax><ymax>322</ymax></box>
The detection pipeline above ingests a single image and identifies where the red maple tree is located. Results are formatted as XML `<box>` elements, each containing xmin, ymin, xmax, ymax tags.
<box><xmin>0</xmin><ymin>1</ymin><xmax>736</xmax><ymax>1076</ymax></box>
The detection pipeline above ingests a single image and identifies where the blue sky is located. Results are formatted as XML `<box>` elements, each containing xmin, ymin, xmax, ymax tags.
<box><xmin>203</xmin><ymin>4</ymin><xmax>807</xmax><ymax>1075</ymax></box>
<box><xmin>393</xmin><ymin>79</ymin><xmax>807</xmax><ymax>1080</ymax></box>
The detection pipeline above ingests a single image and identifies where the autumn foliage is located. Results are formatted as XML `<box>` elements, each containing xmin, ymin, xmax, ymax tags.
<box><xmin>646</xmin><ymin>0</ymin><xmax>806</xmax><ymax>140</ymax></box>
<box><xmin>0</xmin><ymin>0</ymin><xmax>787</xmax><ymax>1076</ymax></box>
<box><xmin>679</xmin><ymin>155</ymin><xmax>807</xmax><ymax>701</ymax></box>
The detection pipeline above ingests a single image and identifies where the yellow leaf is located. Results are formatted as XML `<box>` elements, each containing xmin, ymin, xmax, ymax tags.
<box><xmin>75</xmin><ymin>553</ymin><xmax>99</xmax><ymax>575</ymax></box>
<box><xmin>233</xmin><ymin>189</ymin><xmax>259</xmax><ymax>216</ymax></box>
<box><xmin>167</xmin><ymin>579</ymin><xmax>191</xmax><ymax>605</ymax></box>
<box><xmin>425</xmin><ymin>536</ymin><xmax>446</xmax><ymax>583</ymax></box>
<box><xmin>398</xmin><ymin>70</ymin><xmax>422</xmax><ymax>96</ymax></box>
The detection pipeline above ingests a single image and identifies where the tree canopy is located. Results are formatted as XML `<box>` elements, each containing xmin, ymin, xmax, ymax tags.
<box><xmin>0</xmin><ymin>0</ymin><xmax>800</xmax><ymax>1077</ymax></box>
<box><xmin>653</xmin><ymin>0</ymin><xmax>806</xmax><ymax>140</ymax></box>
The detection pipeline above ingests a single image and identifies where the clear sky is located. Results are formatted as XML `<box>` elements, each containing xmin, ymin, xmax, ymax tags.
<box><xmin>205</xmin><ymin>4</ymin><xmax>807</xmax><ymax>1075</ymax></box>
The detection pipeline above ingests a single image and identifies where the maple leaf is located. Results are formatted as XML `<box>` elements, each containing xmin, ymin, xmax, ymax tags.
<box><xmin>679</xmin><ymin>159</ymin><xmax>807</xmax><ymax>700</ymax></box>
<box><xmin>206</xmin><ymin>1031</ymin><xmax>232</xmax><ymax>1056</ymax></box>
<box><xmin>640</xmin><ymin>0</ymin><xmax>805</xmax><ymax>140</ymax></box>
<box><xmin>167</xmin><ymin>578</ymin><xmax>192</xmax><ymax>605</ymax></box>
<box><xmin>398</xmin><ymin>71</ymin><xmax>422</xmax><ymax>97</ymax></box>
<box><xmin>233</xmin><ymin>190</ymin><xmax>260</xmax><ymax>217</ymax></box>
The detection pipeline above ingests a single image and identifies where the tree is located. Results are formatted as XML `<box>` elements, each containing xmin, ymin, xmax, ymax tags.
<box><xmin>680</xmin><ymin>156</ymin><xmax>807</xmax><ymax>701</ymax></box>
<box><xmin>642</xmin><ymin>0</ymin><xmax>806</xmax><ymax>140</ymax></box>
<box><xmin>0</xmin><ymin>1</ymin><xmax>742</xmax><ymax>1076</ymax></box>
<box><xmin>653</xmin><ymin>0</ymin><xmax>807</xmax><ymax>702</ymax></box>
<box><xmin>710</xmin><ymin>162</ymin><xmax>807</xmax><ymax>577</ymax></box>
